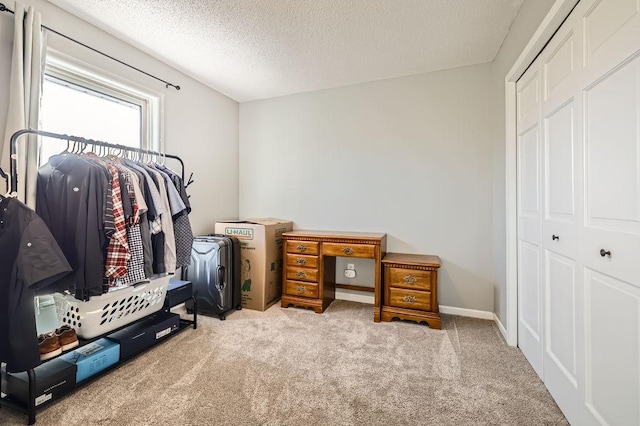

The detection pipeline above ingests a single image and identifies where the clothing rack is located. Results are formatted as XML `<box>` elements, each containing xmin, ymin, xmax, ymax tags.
<box><xmin>0</xmin><ymin>2</ymin><xmax>180</xmax><ymax>90</ymax></box>
<box><xmin>9</xmin><ymin>129</ymin><xmax>186</xmax><ymax>196</ymax></box>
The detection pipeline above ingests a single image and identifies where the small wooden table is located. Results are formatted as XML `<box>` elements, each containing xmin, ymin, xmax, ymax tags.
<box><xmin>381</xmin><ymin>253</ymin><xmax>442</xmax><ymax>329</ymax></box>
<box><xmin>281</xmin><ymin>230</ymin><xmax>387</xmax><ymax>321</ymax></box>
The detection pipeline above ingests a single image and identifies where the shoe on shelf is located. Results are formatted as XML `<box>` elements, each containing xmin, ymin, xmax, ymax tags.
<box><xmin>38</xmin><ymin>332</ymin><xmax>62</xmax><ymax>361</ymax></box>
<box><xmin>55</xmin><ymin>325</ymin><xmax>79</xmax><ymax>351</ymax></box>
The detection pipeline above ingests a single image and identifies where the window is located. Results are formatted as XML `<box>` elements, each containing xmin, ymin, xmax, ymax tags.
<box><xmin>39</xmin><ymin>53</ymin><xmax>162</xmax><ymax>165</ymax></box>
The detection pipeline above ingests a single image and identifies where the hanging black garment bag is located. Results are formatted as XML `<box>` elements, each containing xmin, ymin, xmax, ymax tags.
<box><xmin>185</xmin><ymin>235</ymin><xmax>241</xmax><ymax>320</ymax></box>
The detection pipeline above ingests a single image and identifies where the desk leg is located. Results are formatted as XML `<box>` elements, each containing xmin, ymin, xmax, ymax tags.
<box><xmin>374</xmin><ymin>248</ymin><xmax>382</xmax><ymax>322</ymax></box>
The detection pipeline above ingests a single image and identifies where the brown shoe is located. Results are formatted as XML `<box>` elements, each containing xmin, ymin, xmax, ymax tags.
<box><xmin>38</xmin><ymin>332</ymin><xmax>62</xmax><ymax>361</ymax></box>
<box><xmin>55</xmin><ymin>325</ymin><xmax>79</xmax><ymax>351</ymax></box>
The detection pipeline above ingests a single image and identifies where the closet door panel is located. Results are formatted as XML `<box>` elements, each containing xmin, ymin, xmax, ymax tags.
<box><xmin>584</xmin><ymin>57</ymin><xmax>640</xmax><ymax>234</ymax></box>
<box><xmin>583</xmin><ymin>0</ymin><xmax>640</xmax><ymax>76</ymax></box>
<box><xmin>544</xmin><ymin>31</ymin><xmax>576</xmax><ymax>104</ymax></box>
<box><xmin>545</xmin><ymin>252</ymin><xmax>577</xmax><ymax>383</ymax></box>
<box><xmin>545</xmin><ymin>101</ymin><xmax>576</xmax><ymax>222</ymax></box>
<box><xmin>584</xmin><ymin>269</ymin><xmax>640</xmax><ymax>426</ymax></box>
<box><xmin>518</xmin><ymin>71</ymin><xmax>541</xmax><ymax>130</ymax></box>
<box><xmin>518</xmin><ymin>240</ymin><xmax>542</xmax><ymax>376</ymax></box>
<box><xmin>540</xmin><ymin>15</ymin><xmax>583</xmax><ymax>421</ymax></box>
<box><xmin>518</xmin><ymin>62</ymin><xmax>543</xmax><ymax>377</ymax></box>
<box><xmin>542</xmin><ymin>98</ymin><xmax>582</xmax><ymax>424</ymax></box>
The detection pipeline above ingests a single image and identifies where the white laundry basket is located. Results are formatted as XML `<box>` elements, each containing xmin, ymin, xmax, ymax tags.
<box><xmin>53</xmin><ymin>275</ymin><xmax>171</xmax><ymax>339</ymax></box>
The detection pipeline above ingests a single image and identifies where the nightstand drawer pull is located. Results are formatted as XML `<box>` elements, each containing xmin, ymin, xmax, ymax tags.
<box><xmin>296</xmin><ymin>285</ymin><xmax>306</xmax><ymax>294</ymax></box>
<box><xmin>296</xmin><ymin>258</ymin><xmax>307</xmax><ymax>265</ymax></box>
<box><xmin>403</xmin><ymin>275</ymin><xmax>417</xmax><ymax>284</ymax></box>
<box><xmin>296</xmin><ymin>244</ymin><xmax>307</xmax><ymax>252</ymax></box>
<box><xmin>342</xmin><ymin>247</ymin><xmax>354</xmax><ymax>255</ymax></box>
<box><xmin>403</xmin><ymin>295</ymin><xmax>416</xmax><ymax>304</ymax></box>
<box><xmin>296</xmin><ymin>271</ymin><xmax>307</xmax><ymax>278</ymax></box>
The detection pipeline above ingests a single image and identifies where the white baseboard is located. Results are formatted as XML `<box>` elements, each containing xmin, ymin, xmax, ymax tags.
<box><xmin>493</xmin><ymin>313</ymin><xmax>510</xmax><ymax>343</ymax></box>
<box><xmin>439</xmin><ymin>305</ymin><xmax>494</xmax><ymax>320</ymax></box>
<box><xmin>335</xmin><ymin>289</ymin><xmax>375</xmax><ymax>305</ymax></box>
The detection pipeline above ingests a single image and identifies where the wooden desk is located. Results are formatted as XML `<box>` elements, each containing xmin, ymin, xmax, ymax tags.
<box><xmin>281</xmin><ymin>230</ymin><xmax>387</xmax><ymax>321</ymax></box>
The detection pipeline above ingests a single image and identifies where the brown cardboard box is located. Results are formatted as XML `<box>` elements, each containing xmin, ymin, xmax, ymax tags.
<box><xmin>214</xmin><ymin>218</ymin><xmax>293</xmax><ymax>311</ymax></box>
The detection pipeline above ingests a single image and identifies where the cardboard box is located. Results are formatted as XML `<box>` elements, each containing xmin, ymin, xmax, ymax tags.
<box><xmin>1</xmin><ymin>358</ymin><xmax>77</xmax><ymax>407</ymax></box>
<box><xmin>60</xmin><ymin>338</ymin><xmax>120</xmax><ymax>382</ymax></box>
<box><xmin>107</xmin><ymin>312</ymin><xmax>180</xmax><ymax>360</ymax></box>
<box><xmin>215</xmin><ymin>218</ymin><xmax>293</xmax><ymax>311</ymax></box>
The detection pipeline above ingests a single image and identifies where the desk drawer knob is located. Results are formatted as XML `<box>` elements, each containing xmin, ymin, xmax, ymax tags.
<box><xmin>342</xmin><ymin>247</ymin><xmax>354</xmax><ymax>255</ymax></box>
<box><xmin>296</xmin><ymin>271</ymin><xmax>307</xmax><ymax>278</ymax></box>
<box><xmin>403</xmin><ymin>275</ymin><xmax>417</xmax><ymax>284</ymax></box>
<box><xmin>296</xmin><ymin>258</ymin><xmax>307</xmax><ymax>265</ymax></box>
<box><xmin>403</xmin><ymin>295</ymin><xmax>416</xmax><ymax>304</ymax></box>
<box><xmin>296</xmin><ymin>285</ymin><xmax>306</xmax><ymax>294</ymax></box>
<box><xmin>296</xmin><ymin>244</ymin><xmax>307</xmax><ymax>252</ymax></box>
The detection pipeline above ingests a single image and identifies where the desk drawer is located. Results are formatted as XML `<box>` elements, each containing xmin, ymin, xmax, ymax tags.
<box><xmin>286</xmin><ymin>267</ymin><xmax>318</xmax><ymax>283</ymax></box>
<box><xmin>322</xmin><ymin>243</ymin><xmax>375</xmax><ymax>258</ymax></box>
<box><xmin>388</xmin><ymin>287</ymin><xmax>431</xmax><ymax>311</ymax></box>
<box><xmin>286</xmin><ymin>240</ymin><xmax>319</xmax><ymax>255</ymax></box>
<box><xmin>286</xmin><ymin>253</ymin><xmax>319</xmax><ymax>269</ymax></box>
<box><xmin>285</xmin><ymin>280</ymin><xmax>319</xmax><ymax>298</ymax></box>
<box><xmin>387</xmin><ymin>267</ymin><xmax>433</xmax><ymax>291</ymax></box>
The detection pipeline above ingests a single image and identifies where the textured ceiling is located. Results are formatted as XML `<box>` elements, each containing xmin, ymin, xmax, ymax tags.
<box><xmin>47</xmin><ymin>0</ymin><xmax>524</xmax><ymax>102</ymax></box>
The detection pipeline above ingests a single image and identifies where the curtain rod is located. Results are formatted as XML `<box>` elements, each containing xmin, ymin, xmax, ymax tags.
<box><xmin>9</xmin><ymin>129</ymin><xmax>186</xmax><ymax>195</ymax></box>
<box><xmin>0</xmin><ymin>2</ymin><xmax>180</xmax><ymax>90</ymax></box>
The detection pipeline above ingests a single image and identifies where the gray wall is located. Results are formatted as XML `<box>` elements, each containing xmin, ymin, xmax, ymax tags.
<box><xmin>491</xmin><ymin>0</ymin><xmax>557</xmax><ymax>326</ymax></box>
<box><xmin>0</xmin><ymin>0</ymin><xmax>239</xmax><ymax>236</ymax></box>
<box><xmin>240</xmin><ymin>63</ymin><xmax>496</xmax><ymax>312</ymax></box>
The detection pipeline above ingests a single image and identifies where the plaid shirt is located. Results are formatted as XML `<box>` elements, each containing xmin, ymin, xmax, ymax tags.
<box><xmin>104</xmin><ymin>163</ymin><xmax>130</xmax><ymax>278</ymax></box>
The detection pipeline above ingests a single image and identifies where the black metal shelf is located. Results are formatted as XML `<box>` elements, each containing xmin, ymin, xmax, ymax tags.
<box><xmin>0</xmin><ymin>297</ymin><xmax>197</xmax><ymax>425</ymax></box>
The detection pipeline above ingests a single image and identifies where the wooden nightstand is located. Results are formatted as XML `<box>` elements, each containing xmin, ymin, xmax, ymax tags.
<box><xmin>381</xmin><ymin>253</ymin><xmax>441</xmax><ymax>329</ymax></box>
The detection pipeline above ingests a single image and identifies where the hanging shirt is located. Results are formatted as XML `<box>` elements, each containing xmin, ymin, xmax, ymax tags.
<box><xmin>110</xmin><ymin>161</ymin><xmax>146</xmax><ymax>286</ymax></box>
<box><xmin>143</xmin><ymin>166</ymin><xmax>177</xmax><ymax>273</ymax></box>
<box><xmin>155</xmin><ymin>165</ymin><xmax>194</xmax><ymax>268</ymax></box>
<box><xmin>122</xmin><ymin>160</ymin><xmax>166</xmax><ymax>274</ymax></box>
<box><xmin>121</xmin><ymin>165</ymin><xmax>153</xmax><ymax>278</ymax></box>
<box><xmin>84</xmin><ymin>155</ymin><xmax>130</xmax><ymax>279</ymax></box>
<box><xmin>37</xmin><ymin>155</ymin><xmax>108</xmax><ymax>299</ymax></box>
<box><xmin>0</xmin><ymin>197</ymin><xmax>71</xmax><ymax>372</ymax></box>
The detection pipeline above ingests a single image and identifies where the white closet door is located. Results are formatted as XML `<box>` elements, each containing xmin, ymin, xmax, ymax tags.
<box><xmin>517</xmin><ymin>61</ymin><xmax>544</xmax><ymax>378</ymax></box>
<box><xmin>579</xmin><ymin>0</ymin><xmax>640</xmax><ymax>424</ymax></box>
<box><xmin>540</xmin><ymin>11</ymin><xmax>583</xmax><ymax>424</ymax></box>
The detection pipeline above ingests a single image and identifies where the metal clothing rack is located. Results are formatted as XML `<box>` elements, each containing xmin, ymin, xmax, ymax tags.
<box><xmin>3</xmin><ymin>129</ymin><xmax>195</xmax><ymax>425</ymax></box>
<box><xmin>9</xmin><ymin>129</ymin><xmax>188</xmax><ymax>196</ymax></box>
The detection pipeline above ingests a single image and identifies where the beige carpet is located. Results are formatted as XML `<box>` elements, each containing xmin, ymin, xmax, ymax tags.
<box><xmin>1</xmin><ymin>301</ymin><xmax>567</xmax><ymax>425</ymax></box>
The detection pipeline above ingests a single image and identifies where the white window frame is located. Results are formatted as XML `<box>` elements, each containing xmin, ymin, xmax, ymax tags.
<box><xmin>43</xmin><ymin>50</ymin><xmax>164</xmax><ymax>152</ymax></box>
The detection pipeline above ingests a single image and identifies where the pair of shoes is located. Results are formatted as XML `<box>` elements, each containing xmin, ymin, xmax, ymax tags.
<box><xmin>38</xmin><ymin>325</ymin><xmax>79</xmax><ymax>361</ymax></box>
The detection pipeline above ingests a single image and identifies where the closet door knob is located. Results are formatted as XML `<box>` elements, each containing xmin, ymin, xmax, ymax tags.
<box><xmin>600</xmin><ymin>249</ymin><xmax>611</xmax><ymax>258</ymax></box>
<box><xmin>552</xmin><ymin>235</ymin><xmax>559</xmax><ymax>241</ymax></box>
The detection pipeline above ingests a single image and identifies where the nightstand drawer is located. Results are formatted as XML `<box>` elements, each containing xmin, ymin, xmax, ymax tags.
<box><xmin>285</xmin><ymin>280</ymin><xmax>319</xmax><ymax>298</ymax></box>
<box><xmin>388</xmin><ymin>287</ymin><xmax>431</xmax><ymax>311</ymax></box>
<box><xmin>286</xmin><ymin>253</ymin><xmax>319</xmax><ymax>269</ymax></box>
<box><xmin>387</xmin><ymin>267</ymin><xmax>433</xmax><ymax>291</ymax></box>
<box><xmin>286</xmin><ymin>267</ymin><xmax>318</xmax><ymax>282</ymax></box>
<box><xmin>322</xmin><ymin>243</ymin><xmax>375</xmax><ymax>258</ymax></box>
<box><xmin>286</xmin><ymin>240</ymin><xmax>319</xmax><ymax>255</ymax></box>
